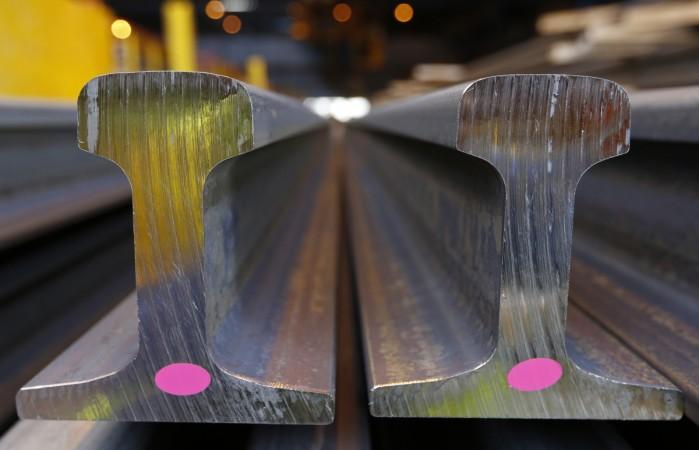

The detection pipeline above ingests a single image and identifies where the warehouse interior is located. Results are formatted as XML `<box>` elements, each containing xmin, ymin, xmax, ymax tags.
<box><xmin>0</xmin><ymin>0</ymin><xmax>698</xmax><ymax>448</ymax></box>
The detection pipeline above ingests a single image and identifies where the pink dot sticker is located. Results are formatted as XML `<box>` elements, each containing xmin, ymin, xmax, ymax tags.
<box><xmin>507</xmin><ymin>357</ymin><xmax>563</xmax><ymax>392</ymax></box>
<box><xmin>155</xmin><ymin>363</ymin><xmax>211</xmax><ymax>396</ymax></box>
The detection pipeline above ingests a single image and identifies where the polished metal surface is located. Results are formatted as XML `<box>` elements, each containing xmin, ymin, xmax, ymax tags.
<box><xmin>347</xmin><ymin>75</ymin><xmax>682</xmax><ymax>418</ymax></box>
<box><xmin>17</xmin><ymin>72</ymin><xmax>339</xmax><ymax>423</ymax></box>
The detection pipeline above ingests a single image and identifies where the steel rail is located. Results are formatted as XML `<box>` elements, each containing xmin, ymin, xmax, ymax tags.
<box><xmin>628</xmin><ymin>85</ymin><xmax>699</xmax><ymax>143</ymax></box>
<box><xmin>247</xmin><ymin>203</ymin><xmax>370</xmax><ymax>449</ymax></box>
<box><xmin>4</xmin><ymin>184</ymin><xmax>367</xmax><ymax>447</ymax></box>
<box><xmin>0</xmin><ymin>102</ymin><xmax>133</xmax><ymax>424</ymax></box>
<box><xmin>346</xmin><ymin>74</ymin><xmax>681</xmax><ymax>419</ymax></box>
<box><xmin>0</xmin><ymin>421</ymin><xmax>149</xmax><ymax>450</ymax></box>
<box><xmin>0</xmin><ymin>207</ymin><xmax>134</xmax><ymax>426</ymax></box>
<box><xmin>16</xmin><ymin>72</ymin><xmax>339</xmax><ymax>424</ymax></box>
<box><xmin>0</xmin><ymin>264</ymin><xmax>360</xmax><ymax>450</ymax></box>
<box><xmin>0</xmin><ymin>102</ymin><xmax>130</xmax><ymax>248</ymax></box>
<box><xmin>0</xmin><ymin>174</ymin><xmax>130</xmax><ymax>248</ymax></box>
<box><xmin>0</xmin><ymin>100</ymin><xmax>75</xmax><ymax>130</ymax></box>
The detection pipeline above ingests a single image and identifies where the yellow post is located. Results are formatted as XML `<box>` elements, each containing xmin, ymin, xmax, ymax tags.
<box><xmin>162</xmin><ymin>0</ymin><xmax>196</xmax><ymax>70</ymax></box>
<box><xmin>245</xmin><ymin>55</ymin><xmax>269</xmax><ymax>89</ymax></box>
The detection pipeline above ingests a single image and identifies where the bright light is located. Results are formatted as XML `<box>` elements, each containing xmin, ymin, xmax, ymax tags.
<box><xmin>222</xmin><ymin>15</ymin><xmax>242</xmax><ymax>34</ymax></box>
<box><xmin>304</xmin><ymin>97</ymin><xmax>371</xmax><ymax>122</ymax></box>
<box><xmin>332</xmin><ymin>3</ymin><xmax>352</xmax><ymax>23</ymax></box>
<box><xmin>290</xmin><ymin>20</ymin><xmax>311</xmax><ymax>40</ymax></box>
<box><xmin>205</xmin><ymin>1</ymin><xmax>225</xmax><ymax>19</ymax></box>
<box><xmin>111</xmin><ymin>19</ymin><xmax>132</xmax><ymax>40</ymax></box>
<box><xmin>394</xmin><ymin>3</ymin><xmax>414</xmax><ymax>23</ymax></box>
<box><xmin>223</xmin><ymin>0</ymin><xmax>257</xmax><ymax>12</ymax></box>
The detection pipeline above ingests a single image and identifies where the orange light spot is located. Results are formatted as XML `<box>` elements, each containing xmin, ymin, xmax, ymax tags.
<box><xmin>394</xmin><ymin>3</ymin><xmax>414</xmax><ymax>23</ymax></box>
<box><xmin>205</xmin><ymin>1</ymin><xmax>225</xmax><ymax>20</ymax></box>
<box><xmin>332</xmin><ymin>3</ymin><xmax>352</xmax><ymax>23</ymax></box>
<box><xmin>290</xmin><ymin>20</ymin><xmax>311</xmax><ymax>40</ymax></box>
<box><xmin>222</xmin><ymin>15</ymin><xmax>242</xmax><ymax>34</ymax></box>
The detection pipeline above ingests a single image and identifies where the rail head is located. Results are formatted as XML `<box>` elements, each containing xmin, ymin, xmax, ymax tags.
<box><xmin>77</xmin><ymin>71</ymin><xmax>323</xmax><ymax>158</ymax></box>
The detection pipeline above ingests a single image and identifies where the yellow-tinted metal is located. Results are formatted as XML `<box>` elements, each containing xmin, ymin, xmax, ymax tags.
<box><xmin>18</xmin><ymin>72</ymin><xmax>337</xmax><ymax>423</ymax></box>
<box><xmin>162</xmin><ymin>0</ymin><xmax>197</xmax><ymax>70</ymax></box>
<box><xmin>78</xmin><ymin>72</ymin><xmax>251</xmax><ymax>285</ymax></box>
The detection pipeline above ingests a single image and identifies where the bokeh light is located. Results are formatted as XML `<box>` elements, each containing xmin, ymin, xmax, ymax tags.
<box><xmin>205</xmin><ymin>1</ymin><xmax>225</xmax><ymax>20</ymax></box>
<box><xmin>394</xmin><ymin>3</ymin><xmax>414</xmax><ymax>23</ymax></box>
<box><xmin>332</xmin><ymin>3</ymin><xmax>352</xmax><ymax>23</ymax></box>
<box><xmin>111</xmin><ymin>19</ymin><xmax>132</xmax><ymax>39</ymax></box>
<box><xmin>222</xmin><ymin>15</ymin><xmax>242</xmax><ymax>34</ymax></box>
<box><xmin>290</xmin><ymin>21</ymin><xmax>311</xmax><ymax>40</ymax></box>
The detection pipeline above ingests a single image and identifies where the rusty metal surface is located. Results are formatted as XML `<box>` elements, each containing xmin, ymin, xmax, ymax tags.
<box><xmin>347</xmin><ymin>75</ymin><xmax>681</xmax><ymax>419</ymax></box>
<box><xmin>17</xmin><ymin>72</ymin><xmax>339</xmax><ymax>424</ymax></box>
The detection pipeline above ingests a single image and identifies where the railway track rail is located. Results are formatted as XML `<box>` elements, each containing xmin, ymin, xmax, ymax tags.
<box><xmin>0</xmin><ymin>74</ymin><xmax>696</xmax><ymax>447</ymax></box>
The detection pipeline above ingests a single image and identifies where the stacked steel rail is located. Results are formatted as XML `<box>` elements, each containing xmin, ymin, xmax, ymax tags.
<box><xmin>0</xmin><ymin>101</ymin><xmax>133</xmax><ymax>428</ymax></box>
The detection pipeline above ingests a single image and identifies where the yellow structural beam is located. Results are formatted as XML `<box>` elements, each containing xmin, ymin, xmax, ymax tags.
<box><xmin>0</xmin><ymin>0</ymin><xmax>114</xmax><ymax>100</ymax></box>
<box><xmin>162</xmin><ymin>0</ymin><xmax>197</xmax><ymax>71</ymax></box>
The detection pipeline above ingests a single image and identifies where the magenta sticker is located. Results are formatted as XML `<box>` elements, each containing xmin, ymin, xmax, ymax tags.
<box><xmin>155</xmin><ymin>363</ymin><xmax>211</xmax><ymax>396</ymax></box>
<box><xmin>507</xmin><ymin>357</ymin><xmax>563</xmax><ymax>392</ymax></box>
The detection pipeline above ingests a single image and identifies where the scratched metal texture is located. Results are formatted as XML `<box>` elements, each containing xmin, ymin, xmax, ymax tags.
<box><xmin>572</xmin><ymin>134</ymin><xmax>699</xmax><ymax>421</ymax></box>
<box><xmin>347</xmin><ymin>75</ymin><xmax>681</xmax><ymax>418</ymax></box>
<box><xmin>16</xmin><ymin>72</ymin><xmax>339</xmax><ymax>423</ymax></box>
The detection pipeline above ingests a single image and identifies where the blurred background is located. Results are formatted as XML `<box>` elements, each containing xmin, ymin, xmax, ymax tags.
<box><xmin>3</xmin><ymin>0</ymin><xmax>699</xmax><ymax>111</ymax></box>
<box><xmin>1</xmin><ymin>0</ymin><xmax>699</xmax><ymax>448</ymax></box>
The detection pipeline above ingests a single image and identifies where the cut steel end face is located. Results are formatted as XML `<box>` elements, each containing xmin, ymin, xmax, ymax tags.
<box><xmin>16</xmin><ymin>72</ymin><xmax>339</xmax><ymax>423</ymax></box>
<box><xmin>347</xmin><ymin>74</ymin><xmax>682</xmax><ymax>419</ymax></box>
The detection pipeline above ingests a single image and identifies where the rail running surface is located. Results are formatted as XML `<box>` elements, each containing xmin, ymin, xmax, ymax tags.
<box><xmin>16</xmin><ymin>72</ymin><xmax>340</xmax><ymax>424</ymax></box>
<box><xmin>347</xmin><ymin>74</ymin><xmax>682</xmax><ymax>419</ymax></box>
